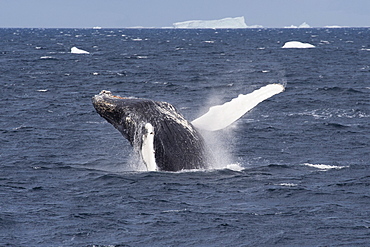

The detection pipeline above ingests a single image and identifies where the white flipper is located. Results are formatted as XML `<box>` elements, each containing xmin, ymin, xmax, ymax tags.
<box><xmin>191</xmin><ymin>84</ymin><xmax>285</xmax><ymax>131</ymax></box>
<box><xmin>141</xmin><ymin>123</ymin><xmax>157</xmax><ymax>171</ymax></box>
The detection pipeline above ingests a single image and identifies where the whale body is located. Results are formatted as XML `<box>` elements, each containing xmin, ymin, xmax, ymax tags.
<box><xmin>92</xmin><ymin>84</ymin><xmax>284</xmax><ymax>171</ymax></box>
<box><xmin>92</xmin><ymin>91</ymin><xmax>209</xmax><ymax>171</ymax></box>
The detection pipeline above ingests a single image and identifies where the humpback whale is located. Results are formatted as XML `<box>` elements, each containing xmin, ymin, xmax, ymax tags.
<box><xmin>92</xmin><ymin>84</ymin><xmax>284</xmax><ymax>171</ymax></box>
<box><xmin>92</xmin><ymin>91</ymin><xmax>209</xmax><ymax>171</ymax></box>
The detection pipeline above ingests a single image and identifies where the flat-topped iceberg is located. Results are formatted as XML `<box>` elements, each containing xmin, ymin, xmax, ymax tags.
<box><xmin>173</xmin><ymin>16</ymin><xmax>251</xmax><ymax>29</ymax></box>
<box><xmin>71</xmin><ymin>47</ymin><xmax>90</xmax><ymax>54</ymax></box>
<box><xmin>282</xmin><ymin>41</ymin><xmax>315</xmax><ymax>49</ymax></box>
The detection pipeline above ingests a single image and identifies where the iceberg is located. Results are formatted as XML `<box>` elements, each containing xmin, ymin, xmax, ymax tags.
<box><xmin>298</xmin><ymin>22</ymin><xmax>311</xmax><ymax>28</ymax></box>
<box><xmin>284</xmin><ymin>22</ymin><xmax>311</xmax><ymax>28</ymax></box>
<box><xmin>173</xmin><ymin>16</ymin><xmax>249</xmax><ymax>29</ymax></box>
<box><xmin>282</xmin><ymin>41</ymin><xmax>315</xmax><ymax>49</ymax></box>
<box><xmin>71</xmin><ymin>46</ymin><xmax>90</xmax><ymax>54</ymax></box>
<box><xmin>325</xmin><ymin>25</ymin><xmax>345</xmax><ymax>28</ymax></box>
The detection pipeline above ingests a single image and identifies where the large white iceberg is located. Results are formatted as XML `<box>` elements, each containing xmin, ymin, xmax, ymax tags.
<box><xmin>282</xmin><ymin>41</ymin><xmax>315</xmax><ymax>49</ymax></box>
<box><xmin>173</xmin><ymin>16</ymin><xmax>250</xmax><ymax>29</ymax></box>
<box><xmin>71</xmin><ymin>46</ymin><xmax>90</xmax><ymax>54</ymax></box>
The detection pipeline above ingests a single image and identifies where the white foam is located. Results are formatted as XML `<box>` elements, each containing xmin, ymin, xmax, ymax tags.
<box><xmin>70</xmin><ymin>46</ymin><xmax>90</xmax><ymax>54</ymax></box>
<box><xmin>278</xmin><ymin>183</ymin><xmax>298</xmax><ymax>187</ymax></box>
<box><xmin>282</xmin><ymin>41</ymin><xmax>315</xmax><ymax>49</ymax></box>
<box><xmin>303</xmin><ymin>163</ymin><xmax>348</xmax><ymax>170</ymax></box>
<box><xmin>226</xmin><ymin>163</ymin><xmax>244</xmax><ymax>171</ymax></box>
<box><xmin>39</xmin><ymin>56</ymin><xmax>56</xmax><ymax>60</ymax></box>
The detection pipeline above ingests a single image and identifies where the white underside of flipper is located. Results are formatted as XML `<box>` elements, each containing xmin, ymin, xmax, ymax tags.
<box><xmin>191</xmin><ymin>84</ymin><xmax>285</xmax><ymax>131</ymax></box>
<box><xmin>141</xmin><ymin>123</ymin><xmax>157</xmax><ymax>171</ymax></box>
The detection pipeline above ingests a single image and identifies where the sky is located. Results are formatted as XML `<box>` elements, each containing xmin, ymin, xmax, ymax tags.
<box><xmin>1</xmin><ymin>0</ymin><xmax>369</xmax><ymax>28</ymax></box>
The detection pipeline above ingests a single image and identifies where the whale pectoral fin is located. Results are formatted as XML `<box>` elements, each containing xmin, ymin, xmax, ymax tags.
<box><xmin>141</xmin><ymin>123</ymin><xmax>157</xmax><ymax>171</ymax></box>
<box><xmin>191</xmin><ymin>84</ymin><xmax>285</xmax><ymax>131</ymax></box>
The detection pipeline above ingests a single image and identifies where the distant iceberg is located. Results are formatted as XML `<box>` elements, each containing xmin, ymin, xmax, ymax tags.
<box><xmin>284</xmin><ymin>22</ymin><xmax>311</xmax><ymax>28</ymax></box>
<box><xmin>173</xmin><ymin>16</ymin><xmax>257</xmax><ymax>29</ymax></box>
<box><xmin>298</xmin><ymin>22</ymin><xmax>311</xmax><ymax>28</ymax></box>
<box><xmin>71</xmin><ymin>47</ymin><xmax>90</xmax><ymax>54</ymax></box>
<box><xmin>324</xmin><ymin>25</ymin><xmax>345</xmax><ymax>28</ymax></box>
<box><xmin>282</xmin><ymin>41</ymin><xmax>315</xmax><ymax>49</ymax></box>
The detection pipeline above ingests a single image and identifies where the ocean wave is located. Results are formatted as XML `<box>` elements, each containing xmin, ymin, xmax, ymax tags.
<box><xmin>303</xmin><ymin>163</ymin><xmax>349</xmax><ymax>170</ymax></box>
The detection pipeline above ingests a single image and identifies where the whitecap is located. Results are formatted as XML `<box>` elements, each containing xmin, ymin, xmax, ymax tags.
<box><xmin>303</xmin><ymin>163</ymin><xmax>348</xmax><ymax>170</ymax></box>
<box><xmin>39</xmin><ymin>56</ymin><xmax>57</xmax><ymax>60</ymax></box>
<box><xmin>278</xmin><ymin>183</ymin><xmax>298</xmax><ymax>187</ymax></box>
<box><xmin>226</xmin><ymin>163</ymin><xmax>244</xmax><ymax>171</ymax></box>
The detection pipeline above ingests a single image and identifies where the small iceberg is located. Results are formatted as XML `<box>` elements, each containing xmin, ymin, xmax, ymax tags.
<box><xmin>284</xmin><ymin>22</ymin><xmax>311</xmax><ymax>28</ymax></box>
<box><xmin>298</xmin><ymin>22</ymin><xmax>311</xmax><ymax>28</ymax></box>
<box><xmin>282</xmin><ymin>41</ymin><xmax>315</xmax><ymax>49</ymax></box>
<box><xmin>71</xmin><ymin>47</ymin><xmax>90</xmax><ymax>54</ymax></box>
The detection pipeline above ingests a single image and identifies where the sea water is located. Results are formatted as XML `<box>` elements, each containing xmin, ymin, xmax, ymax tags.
<box><xmin>1</xmin><ymin>28</ymin><xmax>369</xmax><ymax>246</ymax></box>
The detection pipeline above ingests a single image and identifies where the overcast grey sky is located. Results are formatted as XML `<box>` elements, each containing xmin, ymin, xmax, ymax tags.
<box><xmin>1</xmin><ymin>0</ymin><xmax>369</xmax><ymax>28</ymax></box>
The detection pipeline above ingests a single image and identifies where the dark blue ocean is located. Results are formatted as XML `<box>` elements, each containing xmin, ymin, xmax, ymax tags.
<box><xmin>1</xmin><ymin>28</ymin><xmax>369</xmax><ymax>246</ymax></box>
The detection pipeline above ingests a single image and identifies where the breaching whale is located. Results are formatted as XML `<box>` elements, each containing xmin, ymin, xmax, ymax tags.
<box><xmin>92</xmin><ymin>91</ymin><xmax>209</xmax><ymax>171</ymax></box>
<box><xmin>92</xmin><ymin>84</ymin><xmax>284</xmax><ymax>171</ymax></box>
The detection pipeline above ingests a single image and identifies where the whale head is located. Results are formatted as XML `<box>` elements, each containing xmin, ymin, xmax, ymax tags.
<box><xmin>92</xmin><ymin>90</ymin><xmax>149</xmax><ymax>143</ymax></box>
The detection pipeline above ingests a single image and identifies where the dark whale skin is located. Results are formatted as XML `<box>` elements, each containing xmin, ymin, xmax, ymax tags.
<box><xmin>92</xmin><ymin>90</ymin><xmax>208</xmax><ymax>171</ymax></box>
